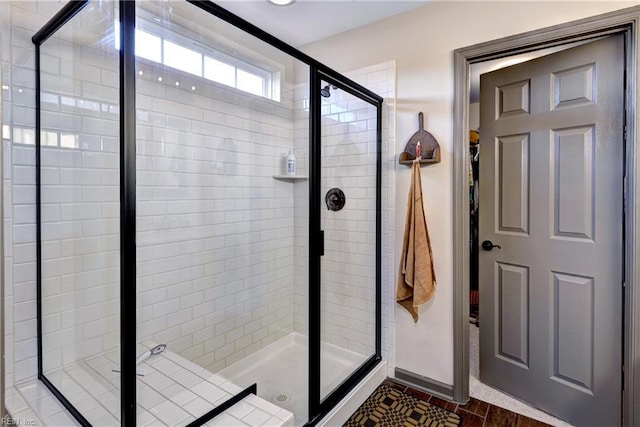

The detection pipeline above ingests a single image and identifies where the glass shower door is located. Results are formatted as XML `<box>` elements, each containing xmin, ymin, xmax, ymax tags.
<box><xmin>318</xmin><ymin>78</ymin><xmax>379</xmax><ymax>402</ymax></box>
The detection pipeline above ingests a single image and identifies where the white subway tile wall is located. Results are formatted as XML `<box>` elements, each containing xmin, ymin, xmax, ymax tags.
<box><xmin>319</xmin><ymin>92</ymin><xmax>377</xmax><ymax>357</ymax></box>
<box><xmin>135</xmin><ymin>59</ymin><xmax>307</xmax><ymax>372</ymax></box>
<box><xmin>3</xmin><ymin>0</ymin><xmax>71</xmax><ymax>388</ymax></box>
<box><xmin>2</xmin><ymin>0</ymin><xmax>397</xmax><ymax>421</ymax></box>
<box><xmin>291</xmin><ymin>62</ymin><xmax>396</xmax><ymax>367</ymax></box>
<box><xmin>38</xmin><ymin>6</ymin><xmax>122</xmax><ymax>380</ymax></box>
<box><xmin>292</xmin><ymin>77</ymin><xmax>309</xmax><ymax>337</ymax></box>
<box><xmin>345</xmin><ymin>62</ymin><xmax>397</xmax><ymax>369</ymax></box>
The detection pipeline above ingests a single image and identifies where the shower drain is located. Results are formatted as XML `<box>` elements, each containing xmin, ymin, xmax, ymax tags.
<box><xmin>272</xmin><ymin>392</ymin><xmax>291</xmax><ymax>404</ymax></box>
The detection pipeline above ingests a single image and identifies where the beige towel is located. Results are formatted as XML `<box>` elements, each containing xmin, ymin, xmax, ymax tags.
<box><xmin>397</xmin><ymin>160</ymin><xmax>437</xmax><ymax>322</ymax></box>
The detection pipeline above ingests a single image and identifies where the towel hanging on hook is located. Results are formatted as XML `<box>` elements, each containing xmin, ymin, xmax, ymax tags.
<box><xmin>397</xmin><ymin>160</ymin><xmax>437</xmax><ymax>322</ymax></box>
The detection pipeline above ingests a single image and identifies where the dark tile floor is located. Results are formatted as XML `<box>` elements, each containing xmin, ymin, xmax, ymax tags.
<box><xmin>382</xmin><ymin>378</ymin><xmax>551</xmax><ymax>427</ymax></box>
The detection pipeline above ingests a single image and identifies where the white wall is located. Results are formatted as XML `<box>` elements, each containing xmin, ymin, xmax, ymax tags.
<box><xmin>301</xmin><ymin>0</ymin><xmax>636</xmax><ymax>385</ymax></box>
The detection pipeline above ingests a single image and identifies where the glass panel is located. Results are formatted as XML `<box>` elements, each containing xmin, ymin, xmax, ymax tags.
<box><xmin>163</xmin><ymin>39</ymin><xmax>202</xmax><ymax>76</ymax></box>
<box><xmin>135</xmin><ymin>1</ymin><xmax>309</xmax><ymax>424</ymax></box>
<box><xmin>204</xmin><ymin>56</ymin><xmax>235</xmax><ymax>87</ymax></box>
<box><xmin>135</xmin><ymin>29</ymin><xmax>162</xmax><ymax>63</ymax></box>
<box><xmin>39</xmin><ymin>1</ymin><xmax>121</xmax><ymax>424</ymax></box>
<box><xmin>320</xmin><ymin>82</ymin><xmax>377</xmax><ymax>400</ymax></box>
<box><xmin>236</xmin><ymin>69</ymin><xmax>264</xmax><ymax>97</ymax></box>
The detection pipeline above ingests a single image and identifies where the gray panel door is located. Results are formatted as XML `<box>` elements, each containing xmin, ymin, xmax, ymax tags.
<box><xmin>479</xmin><ymin>35</ymin><xmax>624</xmax><ymax>426</ymax></box>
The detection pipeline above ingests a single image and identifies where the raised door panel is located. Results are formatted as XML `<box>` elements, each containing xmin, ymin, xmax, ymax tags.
<box><xmin>496</xmin><ymin>80</ymin><xmax>530</xmax><ymax>119</ymax></box>
<box><xmin>551</xmin><ymin>272</ymin><xmax>594</xmax><ymax>393</ymax></box>
<box><xmin>496</xmin><ymin>263</ymin><xmax>529</xmax><ymax>368</ymax></box>
<box><xmin>551</xmin><ymin>126</ymin><xmax>595</xmax><ymax>240</ymax></box>
<box><xmin>497</xmin><ymin>134</ymin><xmax>529</xmax><ymax>235</ymax></box>
<box><xmin>552</xmin><ymin>64</ymin><xmax>596</xmax><ymax>109</ymax></box>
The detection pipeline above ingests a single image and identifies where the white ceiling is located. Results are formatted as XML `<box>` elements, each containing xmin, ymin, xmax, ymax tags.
<box><xmin>215</xmin><ymin>1</ymin><xmax>430</xmax><ymax>47</ymax></box>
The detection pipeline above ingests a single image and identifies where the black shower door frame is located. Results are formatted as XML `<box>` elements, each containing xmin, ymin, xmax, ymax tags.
<box><xmin>33</xmin><ymin>1</ymin><xmax>382</xmax><ymax>426</ymax></box>
<box><xmin>308</xmin><ymin>67</ymin><xmax>382</xmax><ymax>425</ymax></box>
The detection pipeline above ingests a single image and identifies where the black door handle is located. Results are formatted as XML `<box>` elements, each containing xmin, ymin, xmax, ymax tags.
<box><xmin>482</xmin><ymin>240</ymin><xmax>502</xmax><ymax>251</ymax></box>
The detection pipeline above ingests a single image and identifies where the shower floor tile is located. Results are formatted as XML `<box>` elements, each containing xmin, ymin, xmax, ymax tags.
<box><xmin>218</xmin><ymin>332</ymin><xmax>369</xmax><ymax>427</ymax></box>
<box><xmin>7</xmin><ymin>344</ymin><xmax>294</xmax><ymax>427</ymax></box>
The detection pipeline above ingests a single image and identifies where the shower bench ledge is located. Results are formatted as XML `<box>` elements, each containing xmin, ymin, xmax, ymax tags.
<box><xmin>5</xmin><ymin>344</ymin><xmax>294</xmax><ymax>427</ymax></box>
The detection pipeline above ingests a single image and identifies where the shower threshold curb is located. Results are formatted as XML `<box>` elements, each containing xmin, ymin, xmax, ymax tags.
<box><xmin>317</xmin><ymin>360</ymin><xmax>387</xmax><ymax>427</ymax></box>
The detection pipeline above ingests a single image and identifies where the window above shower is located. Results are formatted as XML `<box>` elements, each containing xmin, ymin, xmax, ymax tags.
<box><xmin>113</xmin><ymin>12</ymin><xmax>282</xmax><ymax>102</ymax></box>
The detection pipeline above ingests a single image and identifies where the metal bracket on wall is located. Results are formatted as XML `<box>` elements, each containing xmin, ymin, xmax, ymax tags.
<box><xmin>399</xmin><ymin>112</ymin><xmax>441</xmax><ymax>166</ymax></box>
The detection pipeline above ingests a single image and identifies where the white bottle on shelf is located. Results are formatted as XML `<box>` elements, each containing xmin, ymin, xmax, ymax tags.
<box><xmin>286</xmin><ymin>150</ymin><xmax>296</xmax><ymax>176</ymax></box>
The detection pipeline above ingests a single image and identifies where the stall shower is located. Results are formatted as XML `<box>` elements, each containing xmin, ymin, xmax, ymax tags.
<box><xmin>28</xmin><ymin>0</ymin><xmax>382</xmax><ymax>425</ymax></box>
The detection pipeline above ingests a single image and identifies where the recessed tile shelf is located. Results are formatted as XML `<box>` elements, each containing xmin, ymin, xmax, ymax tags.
<box><xmin>272</xmin><ymin>175</ymin><xmax>309</xmax><ymax>181</ymax></box>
